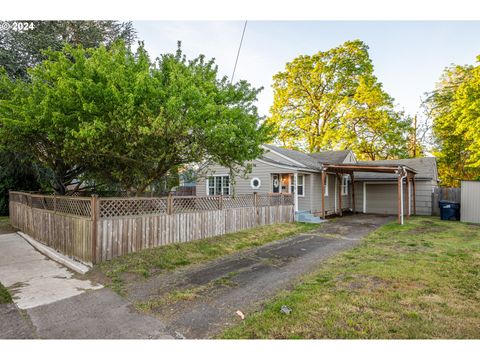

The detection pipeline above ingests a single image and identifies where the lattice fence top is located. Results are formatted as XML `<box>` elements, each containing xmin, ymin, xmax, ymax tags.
<box><xmin>99</xmin><ymin>197</ymin><xmax>167</xmax><ymax>218</ymax></box>
<box><xmin>172</xmin><ymin>196</ymin><xmax>220</xmax><ymax>213</ymax></box>
<box><xmin>10</xmin><ymin>192</ymin><xmax>92</xmax><ymax>217</ymax></box>
<box><xmin>10</xmin><ymin>191</ymin><xmax>294</xmax><ymax>218</ymax></box>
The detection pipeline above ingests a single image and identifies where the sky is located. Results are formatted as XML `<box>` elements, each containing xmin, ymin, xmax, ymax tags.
<box><xmin>133</xmin><ymin>21</ymin><xmax>480</xmax><ymax>118</ymax></box>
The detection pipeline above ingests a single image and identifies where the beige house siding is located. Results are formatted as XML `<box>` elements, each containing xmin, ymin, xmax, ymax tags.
<box><xmin>461</xmin><ymin>180</ymin><xmax>480</xmax><ymax>224</ymax></box>
<box><xmin>309</xmin><ymin>173</ymin><xmax>352</xmax><ymax>215</ymax></box>
<box><xmin>197</xmin><ymin>160</ymin><xmax>279</xmax><ymax>196</ymax></box>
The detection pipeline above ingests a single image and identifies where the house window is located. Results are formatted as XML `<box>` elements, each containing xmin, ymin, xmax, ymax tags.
<box><xmin>207</xmin><ymin>175</ymin><xmax>230</xmax><ymax>195</ymax></box>
<box><xmin>341</xmin><ymin>175</ymin><xmax>350</xmax><ymax>196</ymax></box>
<box><xmin>289</xmin><ymin>174</ymin><xmax>305</xmax><ymax>196</ymax></box>
<box><xmin>323</xmin><ymin>174</ymin><xmax>329</xmax><ymax>197</ymax></box>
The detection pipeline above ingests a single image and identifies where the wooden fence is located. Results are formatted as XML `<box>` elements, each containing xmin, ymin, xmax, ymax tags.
<box><xmin>432</xmin><ymin>186</ymin><xmax>461</xmax><ymax>216</ymax></box>
<box><xmin>9</xmin><ymin>191</ymin><xmax>294</xmax><ymax>265</ymax></box>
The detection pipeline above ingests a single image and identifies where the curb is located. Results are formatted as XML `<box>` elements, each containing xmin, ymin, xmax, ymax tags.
<box><xmin>17</xmin><ymin>232</ymin><xmax>91</xmax><ymax>274</ymax></box>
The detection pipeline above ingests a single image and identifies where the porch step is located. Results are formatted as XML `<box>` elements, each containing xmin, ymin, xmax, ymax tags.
<box><xmin>295</xmin><ymin>211</ymin><xmax>325</xmax><ymax>224</ymax></box>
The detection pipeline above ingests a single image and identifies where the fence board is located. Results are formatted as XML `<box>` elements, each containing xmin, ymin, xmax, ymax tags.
<box><xmin>9</xmin><ymin>202</ymin><xmax>93</xmax><ymax>264</ymax></box>
<box><xmin>432</xmin><ymin>186</ymin><xmax>461</xmax><ymax>216</ymax></box>
<box><xmin>10</xmin><ymin>192</ymin><xmax>294</xmax><ymax>264</ymax></box>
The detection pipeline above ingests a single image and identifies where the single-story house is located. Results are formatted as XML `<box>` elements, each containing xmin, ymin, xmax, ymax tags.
<box><xmin>196</xmin><ymin>144</ymin><xmax>439</xmax><ymax>223</ymax></box>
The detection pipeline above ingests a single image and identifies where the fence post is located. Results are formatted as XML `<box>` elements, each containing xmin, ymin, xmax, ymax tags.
<box><xmin>54</xmin><ymin>194</ymin><xmax>57</xmax><ymax>214</ymax></box>
<box><xmin>254</xmin><ymin>192</ymin><xmax>259</xmax><ymax>226</ymax></box>
<box><xmin>91</xmin><ymin>195</ymin><xmax>98</xmax><ymax>265</ymax></box>
<box><xmin>219</xmin><ymin>195</ymin><xmax>223</xmax><ymax>210</ymax></box>
<box><xmin>167</xmin><ymin>193</ymin><xmax>173</xmax><ymax>215</ymax></box>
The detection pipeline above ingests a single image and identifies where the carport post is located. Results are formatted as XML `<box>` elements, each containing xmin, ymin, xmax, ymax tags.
<box><xmin>412</xmin><ymin>177</ymin><xmax>417</xmax><ymax>215</ymax></box>
<box><xmin>397</xmin><ymin>171</ymin><xmax>402</xmax><ymax>225</ymax></box>
<box><xmin>337</xmin><ymin>174</ymin><xmax>343</xmax><ymax>217</ymax></box>
<box><xmin>406</xmin><ymin>175</ymin><xmax>411</xmax><ymax>218</ymax></box>
<box><xmin>351</xmin><ymin>171</ymin><xmax>356</xmax><ymax>214</ymax></box>
<box><xmin>321</xmin><ymin>169</ymin><xmax>326</xmax><ymax>219</ymax></box>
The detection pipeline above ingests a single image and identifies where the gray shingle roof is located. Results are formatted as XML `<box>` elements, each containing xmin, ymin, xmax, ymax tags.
<box><xmin>310</xmin><ymin>150</ymin><xmax>352</xmax><ymax>164</ymax></box>
<box><xmin>263</xmin><ymin>144</ymin><xmax>352</xmax><ymax>169</ymax></box>
<box><xmin>356</xmin><ymin>157</ymin><xmax>438</xmax><ymax>181</ymax></box>
<box><xmin>263</xmin><ymin>144</ymin><xmax>322</xmax><ymax>169</ymax></box>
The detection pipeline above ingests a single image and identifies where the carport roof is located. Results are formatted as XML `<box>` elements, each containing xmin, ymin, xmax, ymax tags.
<box><xmin>323</xmin><ymin>163</ymin><xmax>417</xmax><ymax>175</ymax></box>
<box><xmin>355</xmin><ymin>157</ymin><xmax>437</xmax><ymax>181</ymax></box>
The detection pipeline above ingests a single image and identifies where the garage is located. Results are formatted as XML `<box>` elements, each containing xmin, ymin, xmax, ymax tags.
<box><xmin>364</xmin><ymin>182</ymin><xmax>410</xmax><ymax>215</ymax></box>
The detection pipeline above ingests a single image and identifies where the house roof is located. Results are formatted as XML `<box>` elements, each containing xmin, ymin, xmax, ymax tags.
<box><xmin>257</xmin><ymin>156</ymin><xmax>318</xmax><ymax>172</ymax></box>
<box><xmin>309</xmin><ymin>150</ymin><xmax>352</xmax><ymax>164</ymax></box>
<box><xmin>355</xmin><ymin>157</ymin><xmax>438</xmax><ymax>181</ymax></box>
<box><xmin>262</xmin><ymin>144</ymin><xmax>322</xmax><ymax>170</ymax></box>
<box><xmin>263</xmin><ymin>144</ymin><xmax>353</xmax><ymax>170</ymax></box>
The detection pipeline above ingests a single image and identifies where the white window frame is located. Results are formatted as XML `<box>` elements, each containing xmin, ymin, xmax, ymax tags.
<box><xmin>297</xmin><ymin>174</ymin><xmax>305</xmax><ymax>197</ymax></box>
<box><xmin>206</xmin><ymin>174</ymin><xmax>230</xmax><ymax>196</ymax></box>
<box><xmin>341</xmin><ymin>174</ymin><xmax>350</xmax><ymax>196</ymax></box>
<box><xmin>289</xmin><ymin>174</ymin><xmax>305</xmax><ymax>197</ymax></box>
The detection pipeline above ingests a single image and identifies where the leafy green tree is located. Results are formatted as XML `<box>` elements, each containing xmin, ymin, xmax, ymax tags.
<box><xmin>268</xmin><ymin>40</ymin><xmax>411</xmax><ymax>159</ymax></box>
<box><xmin>0</xmin><ymin>20</ymin><xmax>136</xmax><ymax>80</ymax></box>
<box><xmin>0</xmin><ymin>20</ymin><xmax>136</xmax><ymax>210</ymax></box>
<box><xmin>425</xmin><ymin>62</ymin><xmax>480</xmax><ymax>186</ymax></box>
<box><xmin>0</xmin><ymin>42</ymin><xmax>272</xmax><ymax>194</ymax></box>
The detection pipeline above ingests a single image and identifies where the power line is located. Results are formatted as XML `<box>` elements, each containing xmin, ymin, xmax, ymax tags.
<box><xmin>230</xmin><ymin>20</ymin><xmax>247</xmax><ymax>84</ymax></box>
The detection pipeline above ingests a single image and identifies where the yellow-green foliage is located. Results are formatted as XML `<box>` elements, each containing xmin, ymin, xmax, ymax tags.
<box><xmin>268</xmin><ymin>40</ymin><xmax>411</xmax><ymax>160</ymax></box>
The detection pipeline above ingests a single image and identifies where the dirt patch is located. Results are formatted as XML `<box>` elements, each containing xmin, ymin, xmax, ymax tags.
<box><xmin>406</xmin><ymin>224</ymin><xmax>448</xmax><ymax>235</ymax></box>
<box><xmin>336</xmin><ymin>274</ymin><xmax>391</xmax><ymax>292</ymax></box>
<box><xmin>80</xmin><ymin>268</ymin><xmax>111</xmax><ymax>286</ymax></box>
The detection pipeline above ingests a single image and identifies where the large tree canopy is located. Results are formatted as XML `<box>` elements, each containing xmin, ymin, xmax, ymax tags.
<box><xmin>425</xmin><ymin>60</ymin><xmax>480</xmax><ymax>187</ymax></box>
<box><xmin>268</xmin><ymin>40</ymin><xmax>411</xmax><ymax>160</ymax></box>
<box><xmin>0</xmin><ymin>20</ymin><xmax>136</xmax><ymax>80</ymax></box>
<box><xmin>0</xmin><ymin>20</ymin><xmax>137</xmax><ymax>212</ymax></box>
<box><xmin>0</xmin><ymin>41</ymin><xmax>272</xmax><ymax>194</ymax></box>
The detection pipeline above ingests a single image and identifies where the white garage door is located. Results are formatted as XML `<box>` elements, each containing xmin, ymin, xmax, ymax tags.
<box><xmin>365</xmin><ymin>183</ymin><xmax>410</xmax><ymax>215</ymax></box>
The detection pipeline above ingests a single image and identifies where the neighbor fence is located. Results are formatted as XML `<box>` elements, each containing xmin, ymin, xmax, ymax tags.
<box><xmin>432</xmin><ymin>186</ymin><xmax>461</xmax><ymax>216</ymax></box>
<box><xmin>9</xmin><ymin>191</ymin><xmax>294</xmax><ymax>265</ymax></box>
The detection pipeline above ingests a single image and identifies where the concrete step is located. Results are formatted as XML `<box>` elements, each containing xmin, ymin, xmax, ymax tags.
<box><xmin>295</xmin><ymin>212</ymin><xmax>325</xmax><ymax>223</ymax></box>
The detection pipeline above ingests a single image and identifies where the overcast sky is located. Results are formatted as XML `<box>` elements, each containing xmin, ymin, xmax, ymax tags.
<box><xmin>133</xmin><ymin>21</ymin><xmax>480</xmax><ymax>118</ymax></box>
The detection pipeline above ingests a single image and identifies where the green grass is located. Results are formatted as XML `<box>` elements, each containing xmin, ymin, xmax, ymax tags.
<box><xmin>221</xmin><ymin>217</ymin><xmax>480</xmax><ymax>339</ymax></box>
<box><xmin>0</xmin><ymin>216</ymin><xmax>14</xmax><ymax>234</ymax></box>
<box><xmin>91</xmin><ymin>222</ymin><xmax>319</xmax><ymax>294</ymax></box>
<box><xmin>0</xmin><ymin>282</ymin><xmax>12</xmax><ymax>304</ymax></box>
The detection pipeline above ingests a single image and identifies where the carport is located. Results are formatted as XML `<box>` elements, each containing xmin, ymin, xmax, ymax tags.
<box><xmin>319</xmin><ymin>164</ymin><xmax>417</xmax><ymax>224</ymax></box>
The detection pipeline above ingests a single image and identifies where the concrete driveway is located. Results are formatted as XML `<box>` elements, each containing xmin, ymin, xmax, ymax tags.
<box><xmin>125</xmin><ymin>214</ymin><xmax>394</xmax><ymax>338</ymax></box>
<box><xmin>0</xmin><ymin>233</ymin><xmax>173</xmax><ymax>339</ymax></box>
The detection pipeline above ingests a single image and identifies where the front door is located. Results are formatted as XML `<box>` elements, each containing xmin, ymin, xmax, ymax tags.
<box><xmin>272</xmin><ymin>174</ymin><xmax>280</xmax><ymax>193</ymax></box>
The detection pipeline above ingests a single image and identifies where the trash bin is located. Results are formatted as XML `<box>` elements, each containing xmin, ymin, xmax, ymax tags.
<box><xmin>438</xmin><ymin>200</ymin><xmax>460</xmax><ymax>221</ymax></box>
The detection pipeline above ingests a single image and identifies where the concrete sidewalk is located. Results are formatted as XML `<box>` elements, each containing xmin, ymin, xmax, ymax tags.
<box><xmin>0</xmin><ymin>233</ymin><xmax>102</xmax><ymax>309</ymax></box>
<box><xmin>0</xmin><ymin>233</ymin><xmax>173</xmax><ymax>339</ymax></box>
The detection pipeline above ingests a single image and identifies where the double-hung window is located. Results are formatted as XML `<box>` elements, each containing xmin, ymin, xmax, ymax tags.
<box><xmin>341</xmin><ymin>175</ymin><xmax>350</xmax><ymax>196</ymax></box>
<box><xmin>207</xmin><ymin>175</ymin><xmax>230</xmax><ymax>195</ymax></box>
<box><xmin>289</xmin><ymin>174</ymin><xmax>305</xmax><ymax>196</ymax></box>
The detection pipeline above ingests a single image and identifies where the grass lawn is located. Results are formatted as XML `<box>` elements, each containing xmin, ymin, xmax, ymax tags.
<box><xmin>0</xmin><ymin>216</ymin><xmax>15</xmax><ymax>234</ymax></box>
<box><xmin>0</xmin><ymin>282</ymin><xmax>12</xmax><ymax>304</ymax></box>
<box><xmin>221</xmin><ymin>217</ymin><xmax>480</xmax><ymax>339</ymax></box>
<box><xmin>90</xmin><ymin>222</ymin><xmax>319</xmax><ymax>294</ymax></box>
